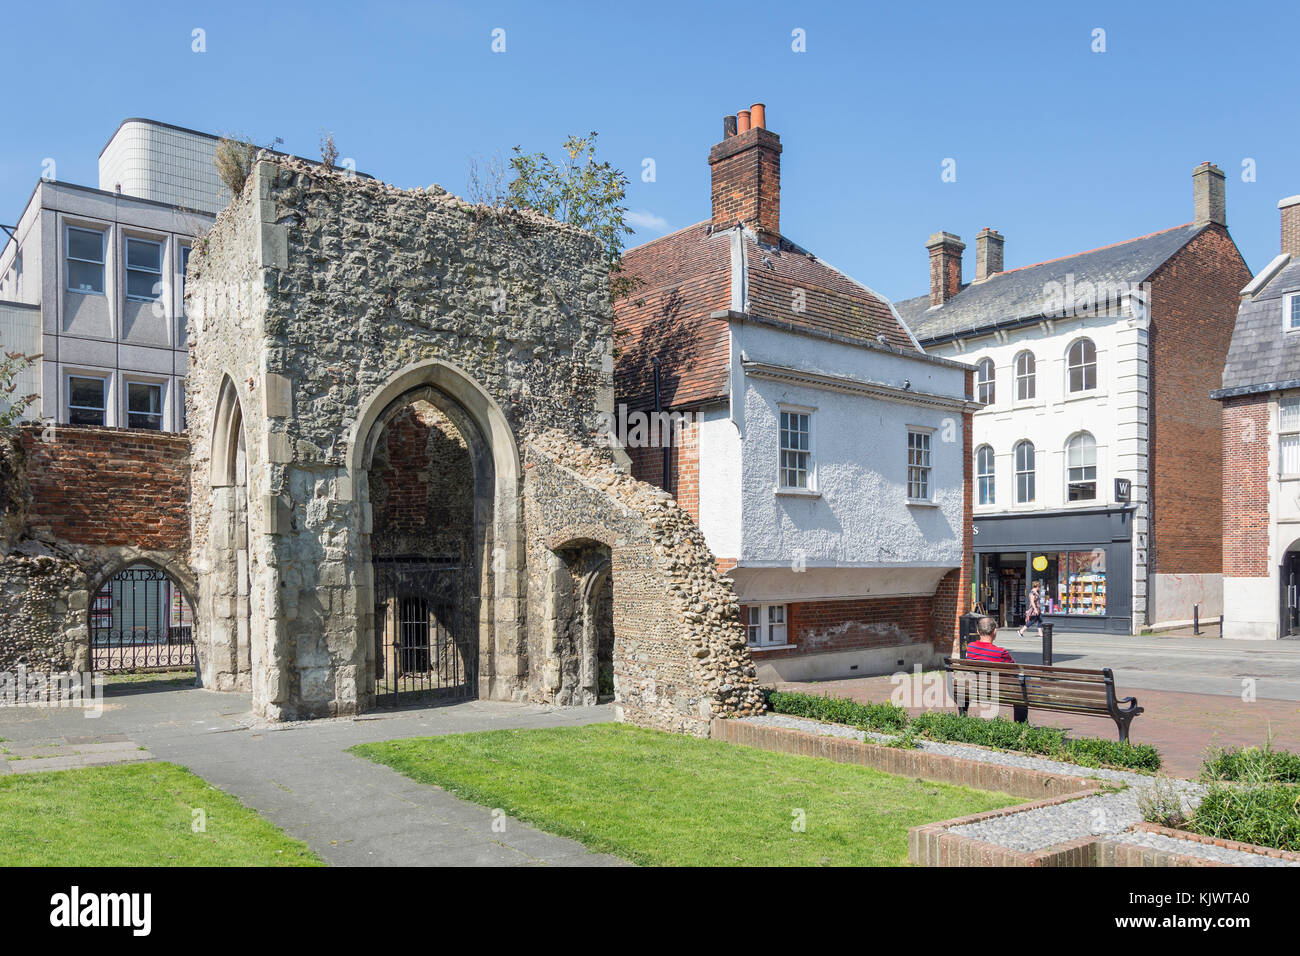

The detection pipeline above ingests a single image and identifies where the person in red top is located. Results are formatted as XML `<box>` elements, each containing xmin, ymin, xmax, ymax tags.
<box><xmin>965</xmin><ymin>616</ymin><xmax>1015</xmax><ymax>663</ymax></box>
<box><xmin>963</xmin><ymin>616</ymin><xmax>1027</xmax><ymax>722</ymax></box>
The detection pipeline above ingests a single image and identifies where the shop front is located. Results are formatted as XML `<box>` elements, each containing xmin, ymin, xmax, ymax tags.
<box><xmin>972</xmin><ymin>507</ymin><xmax>1135</xmax><ymax>635</ymax></box>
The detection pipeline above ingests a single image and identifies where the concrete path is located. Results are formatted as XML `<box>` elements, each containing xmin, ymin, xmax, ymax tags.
<box><xmin>0</xmin><ymin>680</ymin><xmax>627</xmax><ymax>867</ymax></box>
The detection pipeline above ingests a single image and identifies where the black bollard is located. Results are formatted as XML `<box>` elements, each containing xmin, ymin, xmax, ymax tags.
<box><xmin>1041</xmin><ymin>622</ymin><xmax>1054</xmax><ymax>666</ymax></box>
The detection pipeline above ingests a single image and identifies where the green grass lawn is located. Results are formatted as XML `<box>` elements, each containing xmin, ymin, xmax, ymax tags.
<box><xmin>351</xmin><ymin>723</ymin><xmax>1020</xmax><ymax>866</ymax></box>
<box><xmin>0</xmin><ymin>762</ymin><xmax>322</xmax><ymax>866</ymax></box>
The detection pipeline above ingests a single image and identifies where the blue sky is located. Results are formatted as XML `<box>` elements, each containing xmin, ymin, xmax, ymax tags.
<box><xmin>1</xmin><ymin>0</ymin><xmax>1297</xmax><ymax>300</ymax></box>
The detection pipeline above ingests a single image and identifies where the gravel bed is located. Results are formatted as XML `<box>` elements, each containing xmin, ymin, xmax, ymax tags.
<box><xmin>740</xmin><ymin>713</ymin><xmax>1294</xmax><ymax>867</ymax></box>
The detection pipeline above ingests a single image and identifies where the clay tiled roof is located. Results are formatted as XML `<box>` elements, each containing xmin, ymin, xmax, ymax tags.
<box><xmin>614</xmin><ymin>222</ymin><xmax>732</xmax><ymax>411</ymax></box>
<box><xmin>614</xmin><ymin>223</ymin><xmax>921</xmax><ymax>411</ymax></box>
<box><xmin>744</xmin><ymin>242</ymin><xmax>917</xmax><ymax>350</ymax></box>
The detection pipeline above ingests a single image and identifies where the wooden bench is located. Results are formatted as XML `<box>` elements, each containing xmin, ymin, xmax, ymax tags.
<box><xmin>944</xmin><ymin>658</ymin><xmax>1144</xmax><ymax>742</ymax></box>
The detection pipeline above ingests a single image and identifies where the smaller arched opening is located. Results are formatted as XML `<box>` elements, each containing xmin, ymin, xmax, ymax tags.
<box><xmin>88</xmin><ymin>554</ymin><xmax>198</xmax><ymax>676</ymax></box>
<box><xmin>204</xmin><ymin>374</ymin><xmax>253</xmax><ymax>691</ymax></box>
<box><xmin>549</xmin><ymin>539</ymin><xmax>615</xmax><ymax>706</ymax></box>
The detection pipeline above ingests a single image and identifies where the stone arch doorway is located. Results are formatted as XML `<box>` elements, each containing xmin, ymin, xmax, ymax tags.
<box><xmin>204</xmin><ymin>374</ymin><xmax>253</xmax><ymax>691</ymax></box>
<box><xmin>349</xmin><ymin>358</ymin><xmax>522</xmax><ymax>707</ymax></box>
<box><xmin>87</xmin><ymin>553</ymin><xmax>198</xmax><ymax>675</ymax></box>
<box><xmin>550</xmin><ymin>539</ymin><xmax>615</xmax><ymax>705</ymax></box>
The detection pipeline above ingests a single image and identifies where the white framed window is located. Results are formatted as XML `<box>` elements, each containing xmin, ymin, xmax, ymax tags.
<box><xmin>907</xmin><ymin>429</ymin><xmax>933</xmax><ymax>500</ymax></box>
<box><xmin>66</xmin><ymin>226</ymin><xmax>105</xmax><ymax>294</ymax></box>
<box><xmin>976</xmin><ymin>444</ymin><xmax>995</xmax><ymax>505</ymax></box>
<box><xmin>1284</xmin><ymin>293</ymin><xmax>1300</xmax><ymax>333</ymax></box>
<box><xmin>779</xmin><ymin>409</ymin><xmax>812</xmax><ymax>489</ymax></box>
<box><xmin>126</xmin><ymin>237</ymin><xmax>163</xmax><ymax>301</ymax></box>
<box><xmin>67</xmin><ymin>374</ymin><xmax>107</xmax><ymax>426</ymax></box>
<box><xmin>1015</xmin><ymin>440</ymin><xmax>1036</xmax><ymax>503</ymax></box>
<box><xmin>179</xmin><ymin>245</ymin><xmax>192</xmax><ymax>308</ymax></box>
<box><xmin>1067</xmin><ymin>432</ymin><xmax>1098</xmax><ymax>501</ymax></box>
<box><xmin>1281</xmin><ymin>394</ymin><xmax>1300</xmax><ymax>475</ymax></box>
<box><xmin>126</xmin><ymin>380</ymin><xmax>164</xmax><ymax>430</ymax></box>
<box><xmin>746</xmin><ymin>604</ymin><xmax>788</xmax><ymax>648</ymax></box>
<box><xmin>976</xmin><ymin>357</ymin><xmax>995</xmax><ymax>405</ymax></box>
<box><xmin>1015</xmin><ymin>350</ymin><xmax>1036</xmax><ymax>401</ymax></box>
<box><xmin>1067</xmin><ymin>338</ymin><xmax>1097</xmax><ymax>393</ymax></box>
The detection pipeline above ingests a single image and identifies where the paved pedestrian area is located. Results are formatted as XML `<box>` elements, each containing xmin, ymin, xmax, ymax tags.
<box><xmin>779</xmin><ymin>632</ymin><xmax>1300</xmax><ymax>779</ymax></box>
<box><xmin>0</xmin><ymin>679</ymin><xmax>626</xmax><ymax>867</ymax></box>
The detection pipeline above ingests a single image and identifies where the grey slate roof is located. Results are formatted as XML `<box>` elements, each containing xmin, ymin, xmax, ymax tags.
<box><xmin>1215</xmin><ymin>257</ymin><xmax>1300</xmax><ymax>397</ymax></box>
<box><xmin>896</xmin><ymin>223</ymin><xmax>1205</xmax><ymax>343</ymax></box>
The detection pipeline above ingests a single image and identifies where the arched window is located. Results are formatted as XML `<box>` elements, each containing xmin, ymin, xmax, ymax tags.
<box><xmin>1015</xmin><ymin>440</ymin><xmax>1036</xmax><ymax>503</ymax></box>
<box><xmin>1067</xmin><ymin>338</ymin><xmax>1097</xmax><ymax>393</ymax></box>
<box><xmin>1067</xmin><ymin>432</ymin><xmax>1098</xmax><ymax>501</ymax></box>
<box><xmin>1015</xmin><ymin>351</ymin><xmax>1036</xmax><ymax>401</ymax></box>
<box><xmin>976</xmin><ymin>445</ymin><xmax>995</xmax><ymax>505</ymax></box>
<box><xmin>976</xmin><ymin>357</ymin><xmax>995</xmax><ymax>405</ymax></box>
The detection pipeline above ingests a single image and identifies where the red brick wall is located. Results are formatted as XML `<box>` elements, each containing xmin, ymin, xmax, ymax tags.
<box><xmin>751</xmin><ymin>596</ymin><xmax>933</xmax><ymax>660</ymax></box>
<box><xmin>1147</xmin><ymin>226</ymin><xmax>1252</xmax><ymax>577</ymax></box>
<box><xmin>369</xmin><ymin>403</ymin><xmax>473</xmax><ymax>560</ymax></box>
<box><xmin>626</xmin><ymin>417</ymin><xmax>701</xmax><ymax>526</ymax></box>
<box><xmin>1221</xmin><ymin>394</ymin><xmax>1270</xmax><ymax>576</ymax></box>
<box><xmin>709</xmin><ymin>127</ymin><xmax>782</xmax><ymax>243</ymax></box>
<box><xmin>19</xmin><ymin>425</ymin><xmax>190</xmax><ymax>552</ymax></box>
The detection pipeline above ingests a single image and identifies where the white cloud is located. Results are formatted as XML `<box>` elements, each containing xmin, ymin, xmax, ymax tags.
<box><xmin>626</xmin><ymin>209</ymin><xmax>669</xmax><ymax>233</ymax></box>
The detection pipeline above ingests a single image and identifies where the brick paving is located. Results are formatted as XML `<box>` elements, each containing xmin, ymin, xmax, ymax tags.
<box><xmin>775</xmin><ymin>674</ymin><xmax>1300</xmax><ymax>779</ymax></box>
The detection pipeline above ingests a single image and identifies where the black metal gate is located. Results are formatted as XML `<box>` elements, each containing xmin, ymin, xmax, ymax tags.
<box><xmin>373</xmin><ymin>557</ymin><xmax>476</xmax><ymax>705</ymax></box>
<box><xmin>91</xmin><ymin>566</ymin><xmax>194</xmax><ymax>672</ymax></box>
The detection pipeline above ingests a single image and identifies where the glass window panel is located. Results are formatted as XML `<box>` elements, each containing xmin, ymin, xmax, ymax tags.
<box><xmin>1281</xmin><ymin>395</ymin><xmax>1300</xmax><ymax>433</ymax></box>
<box><xmin>67</xmin><ymin>228</ymin><xmax>103</xmax><ymax>262</ymax></box>
<box><xmin>127</xmin><ymin>382</ymin><xmax>163</xmax><ymax>430</ymax></box>
<box><xmin>67</xmin><ymin>259</ymin><xmax>105</xmax><ymax>294</ymax></box>
<box><xmin>1282</xmin><ymin>435</ymin><xmax>1300</xmax><ymax>476</ymax></box>
<box><xmin>126</xmin><ymin>270</ymin><xmax>161</xmax><ymax>299</ymax></box>
<box><xmin>68</xmin><ymin>376</ymin><xmax>106</xmax><ymax>426</ymax></box>
<box><xmin>126</xmin><ymin>238</ymin><xmax>161</xmax><ymax>272</ymax></box>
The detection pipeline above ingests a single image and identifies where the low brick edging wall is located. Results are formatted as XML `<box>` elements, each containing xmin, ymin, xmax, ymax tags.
<box><xmin>1131</xmin><ymin>821</ymin><xmax>1300</xmax><ymax>863</ymax></box>
<box><xmin>708</xmin><ymin>718</ymin><xmax>1098</xmax><ymax>800</ymax></box>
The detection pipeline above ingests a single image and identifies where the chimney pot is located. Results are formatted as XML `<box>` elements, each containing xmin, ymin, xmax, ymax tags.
<box><xmin>975</xmin><ymin>227</ymin><xmax>1004</xmax><ymax>281</ymax></box>
<box><xmin>1193</xmin><ymin>162</ymin><xmax>1226</xmax><ymax>227</ymax></box>
<box><xmin>723</xmin><ymin>114</ymin><xmax>737</xmax><ymax>138</ymax></box>
<box><xmin>1281</xmin><ymin>195</ymin><xmax>1300</xmax><ymax>259</ymax></box>
<box><xmin>750</xmin><ymin>103</ymin><xmax>766</xmax><ymax>129</ymax></box>
<box><xmin>736</xmin><ymin>110</ymin><xmax>751</xmax><ymax>133</ymax></box>
<box><xmin>925</xmin><ymin>232</ymin><xmax>965</xmax><ymax>306</ymax></box>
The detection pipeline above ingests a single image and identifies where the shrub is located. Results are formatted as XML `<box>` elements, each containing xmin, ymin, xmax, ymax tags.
<box><xmin>214</xmin><ymin>134</ymin><xmax>256</xmax><ymax>198</ymax></box>
<box><xmin>1137</xmin><ymin>776</ymin><xmax>1189</xmax><ymax>828</ymax></box>
<box><xmin>1201</xmin><ymin>740</ymin><xmax>1300</xmax><ymax>784</ymax></box>
<box><xmin>764</xmin><ymin>691</ymin><xmax>908</xmax><ymax>733</ymax></box>
<box><xmin>908</xmin><ymin>712</ymin><xmax>1065</xmax><ymax>756</ymax></box>
<box><xmin>1188</xmin><ymin>784</ymin><xmax>1300</xmax><ymax>852</ymax></box>
<box><xmin>1065</xmin><ymin>736</ymin><xmax>1162</xmax><ymax>773</ymax></box>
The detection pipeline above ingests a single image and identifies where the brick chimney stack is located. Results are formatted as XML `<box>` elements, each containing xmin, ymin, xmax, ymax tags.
<box><xmin>926</xmin><ymin>232</ymin><xmax>965</xmax><ymax>306</ymax></box>
<box><xmin>1280</xmin><ymin>195</ymin><xmax>1300</xmax><ymax>259</ymax></box>
<box><xmin>975</xmin><ymin>227</ymin><xmax>1004</xmax><ymax>282</ymax></box>
<box><xmin>709</xmin><ymin>102</ymin><xmax>782</xmax><ymax>245</ymax></box>
<box><xmin>1193</xmin><ymin>162</ymin><xmax>1226</xmax><ymax>227</ymax></box>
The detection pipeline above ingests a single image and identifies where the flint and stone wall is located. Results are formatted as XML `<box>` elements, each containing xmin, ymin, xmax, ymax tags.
<box><xmin>187</xmin><ymin>157</ymin><xmax>759</xmax><ymax>728</ymax></box>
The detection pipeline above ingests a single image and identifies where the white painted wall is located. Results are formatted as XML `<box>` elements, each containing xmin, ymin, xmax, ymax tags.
<box><xmin>705</xmin><ymin>319</ymin><xmax>967</xmax><ymax>606</ymax></box>
<box><xmin>696</xmin><ymin>403</ymin><xmax>742</xmax><ymax>559</ymax></box>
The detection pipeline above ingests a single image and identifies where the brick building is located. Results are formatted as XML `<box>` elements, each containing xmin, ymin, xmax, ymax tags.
<box><xmin>614</xmin><ymin>104</ymin><xmax>976</xmax><ymax>682</ymax></box>
<box><xmin>1212</xmin><ymin>195</ymin><xmax>1300</xmax><ymax>640</ymax></box>
<box><xmin>896</xmin><ymin>164</ymin><xmax>1252</xmax><ymax>634</ymax></box>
